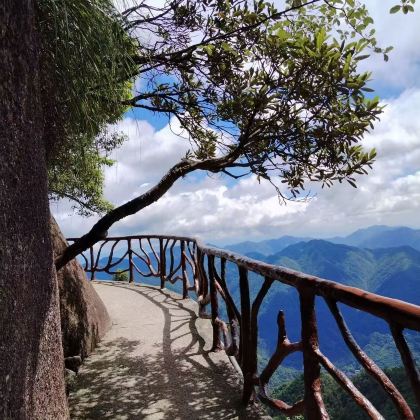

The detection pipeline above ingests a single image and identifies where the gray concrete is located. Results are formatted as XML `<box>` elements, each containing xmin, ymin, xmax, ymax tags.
<box><xmin>69</xmin><ymin>282</ymin><xmax>269</xmax><ymax>419</ymax></box>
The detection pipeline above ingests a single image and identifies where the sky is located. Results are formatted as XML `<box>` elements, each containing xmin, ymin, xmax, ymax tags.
<box><xmin>52</xmin><ymin>1</ymin><xmax>420</xmax><ymax>245</ymax></box>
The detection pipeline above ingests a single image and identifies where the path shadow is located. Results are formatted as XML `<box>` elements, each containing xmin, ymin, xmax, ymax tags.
<box><xmin>69</xmin><ymin>283</ymin><xmax>267</xmax><ymax>419</ymax></box>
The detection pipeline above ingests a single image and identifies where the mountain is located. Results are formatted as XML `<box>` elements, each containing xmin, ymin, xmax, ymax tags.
<box><xmin>328</xmin><ymin>225</ymin><xmax>420</xmax><ymax>251</ymax></box>
<box><xmin>224</xmin><ymin>235</ymin><xmax>313</xmax><ymax>256</ymax></box>
<box><xmin>232</xmin><ymin>240</ymin><xmax>420</xmax><ymax>372</ymax></box>
<box><xmin>266</xmin><ymin>240</ymin><xmax>420</xmax><ymax>301</ymax></box>
<box><xmin>224</xmin><ymin>225</ymin><xmax>420</xmax><ymax>255</ymax></box>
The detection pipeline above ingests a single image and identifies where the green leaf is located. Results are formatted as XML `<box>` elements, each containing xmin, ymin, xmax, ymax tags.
<box><xmin>343</xmin><ymin>53</ymin><xmax>352</xmax><ymax>75</ymax></box>
<box><xmin>355</xmin><ymin>54</ymin><xmax>370</xmax><ymax>61</ymax></box>
<box><xmin>316</xmin><ymin>28</ymin><xmax>326</xmax><ymax>50</ymax></box>
<box><xmin>347</xmin><ymin>179</ymin><xmax>357</xmax><ymax>188</ymax></box>
<box><xmin>389</xmin><ymin>5</ymin><xmax>401</xmax><ymax>14</ymax></box>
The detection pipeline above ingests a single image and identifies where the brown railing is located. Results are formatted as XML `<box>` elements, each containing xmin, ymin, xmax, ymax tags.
<box><xmin>68</xmin><ymin>235</ymin><xmax>420</xmax><ymax>419</ymax></box>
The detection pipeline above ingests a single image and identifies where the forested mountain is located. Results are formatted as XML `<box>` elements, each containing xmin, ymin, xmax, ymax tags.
<box><xmin>329</xmin><ymin>225</ymin><xmax>420</xmax><ymax>251</ymax></box>
<box><xmin>222</xmin><ymin>240</ymin><xmax>420</xmax><ymax>375</ymax></box>
<box><xmin>224</xmin><ymin>235</ymin><xmax>313</xmax><ymax>256</ymax></box>
<box><xmin>266</xmin><ymin>240</ymin><xmax>420</xmax><ymax>303</ymax></box>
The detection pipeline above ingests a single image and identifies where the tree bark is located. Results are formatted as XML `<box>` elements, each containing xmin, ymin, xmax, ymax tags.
<box><xmin>0</xmin><ymin>1</ymin><xmax>68</xmax><ymax>418</ymax></box>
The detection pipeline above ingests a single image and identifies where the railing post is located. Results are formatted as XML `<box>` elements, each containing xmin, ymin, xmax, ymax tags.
<box><xmin>159</xmin><ymin>238</ymin><xmax>166</xmax><ymax>289</ymax></box>
<box><xmin>239</xmin><ymin>266</ymin><xmax>254</xmax><ymax>404</ymax></box>
<box><xmin>390</xmin><ymin>324</ymin><xmax>420</xmax><ymax>410</ymax></box>
<box><xmin>89</xmin><ymin>246</ymin><xmax>95</xmax><ymax>281</ymax></box>
<box><xmin>128</xmin><ymin>239</ymin><xmax>134</xmax><ymax>283</ymax></box>
<box><xmin>181</xmin><ymin>240</ymin><xmax>188</xmax><ymax>298</ymax></box>
<box><xmin>191</xmin><ymin>242</ymin><xmax>200</xmax><ymax>296</ymax></box>
<box><xmin>221</xmin><ymin>258</ymin><xmax>239</xmax><ymax>356</ymax></box>
<box><xmin>208</xmin><ymin>255</ymin><xmax>223</xmax><ymax>351</ymax></box>
<box><xmin>197</xmin><ymin>249</ymin><xmax>209</xmax><ymax>317</ymax></box>
<box><xmin>299</xmin><ymin>289</ymin><xmax>329</xmax><ymax>420</ymax></box>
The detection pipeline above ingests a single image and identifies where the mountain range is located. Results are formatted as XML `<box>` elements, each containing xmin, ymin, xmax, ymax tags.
<box><xmin>224</xmin><ymin>225</ymin><xmax>420</xmax><ymax>255</ymax></box>
<box><xmin>223</xmin><ymin>226</ymin><xmax>420</xmax><ymax>377</ymax></box>
<box><xmin>235</xmin><ymin>240</ymin><xmax>420</xmax><ymax>371</ymax></box>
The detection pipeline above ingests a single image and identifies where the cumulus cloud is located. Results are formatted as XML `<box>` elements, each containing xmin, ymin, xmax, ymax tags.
<box><xmin>270</xmin><ymin>0</ymin><xmax>420</xmax><ymax>92</ymax></box>
<box><xmin>359</xmin><ymin>1</ymin><xmax>420</xmax><ymax>92</ymax></box>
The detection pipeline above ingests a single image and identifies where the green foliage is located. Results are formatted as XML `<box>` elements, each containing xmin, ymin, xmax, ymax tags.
<box><xmin>390</xmin><ymin>0</ymin><xmax>416</xmax><ymax>14</ymax></box>
<box><xmin>112</xmin><ymin>269</ymin><xmax>129</xmax><ymax>282</ymax></box>
<box><xmin>126</xmin><ymin>0</ymin><xmax>393</xmax><ymax>199</ymax></box>
<box><xmin>38</xmin><ymin>0</ymin><xmax>417</xmax><ymax>212</ymax></box>
<box><xmin>48</xmin><ymin>131</ymin><xmax>127</xmax><ymax>215</ymax></box>
<box><xmin>36</xmin><ymin>0</ymin><xmax>137</xmax><ymax>214</ymax></box>
<box><xmin>271</xmin><ymin>367</ymin><xmax>419</xmax><ymax>419</ymax></box>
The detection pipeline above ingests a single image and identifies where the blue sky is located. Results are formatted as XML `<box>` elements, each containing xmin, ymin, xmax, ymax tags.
<box><xmin>53</xmin><ymin>1</ymin><xmax>420</xmax><ymax>244</ymax></box>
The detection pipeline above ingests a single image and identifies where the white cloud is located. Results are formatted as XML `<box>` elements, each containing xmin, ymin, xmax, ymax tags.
<box><xmin>359</xmin><ymin>1</ymin><xmax>420</xmax><ymax>91</ymax></box>
<box><xmin>271</xmin><ymin>0</ymin><xmax>420</xmax><ymax>92</ymax></box>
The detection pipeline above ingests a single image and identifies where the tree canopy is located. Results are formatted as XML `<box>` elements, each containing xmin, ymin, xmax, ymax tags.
<box><xmin>36</xmin><ymin>0</ymin><xmax>137</xmax><ymax>214</ymax></box>
<box><xmin>56</xmin><ymin>0</ymin><xmax>416</xmax><ymax>268</ymax></box>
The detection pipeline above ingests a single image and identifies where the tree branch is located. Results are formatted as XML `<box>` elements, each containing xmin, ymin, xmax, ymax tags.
<box><xmin>133</xmin><ymin>0</ymin><xmax>321</xmax><ymax>66</ymax></box>
<box><xmin>49</xmin><ymin>190</ymin><xmax>105</xmax><ymax>215</ymax></box>
<box><xmin>55</xmin><ymin>147</ymin><xmax>241</xmax><ymax>270</ymax></box>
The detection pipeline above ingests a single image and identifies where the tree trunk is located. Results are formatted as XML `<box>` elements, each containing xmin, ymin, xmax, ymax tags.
<box><xmin>0</xmin><ymin>1</ymin><xmax>68</xmax><ymax>418</ymax></box>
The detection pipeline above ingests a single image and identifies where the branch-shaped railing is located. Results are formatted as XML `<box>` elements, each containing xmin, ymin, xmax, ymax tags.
<box><xmin>68</xmin><ymin>235</ymin><xmax>420</xmax><ymax>419</ymax></box>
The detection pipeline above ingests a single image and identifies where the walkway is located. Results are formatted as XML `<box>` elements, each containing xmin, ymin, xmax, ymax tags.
<box><xmin>69</xmin><ymin>282</ymin><xmax>268</xmax><ymax>419</ymax></box>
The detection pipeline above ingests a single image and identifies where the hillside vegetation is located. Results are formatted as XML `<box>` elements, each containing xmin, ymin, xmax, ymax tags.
<box><xmin>272</xmin><ymin>367</ymin><xmax>419</xmax><ymax>419</ymax></box>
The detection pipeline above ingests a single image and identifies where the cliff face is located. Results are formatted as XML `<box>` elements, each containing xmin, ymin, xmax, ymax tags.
<box><xmin>51</xmin><ymin>217</ymin><xmax>111</xmax><ymax>358</ymax></box>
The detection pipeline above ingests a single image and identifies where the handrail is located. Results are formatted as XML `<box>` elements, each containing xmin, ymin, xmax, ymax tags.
<box><xmin>67</xmin><ymin>235</ymin><xmax>420</xmax><ymax>419</ymax></box>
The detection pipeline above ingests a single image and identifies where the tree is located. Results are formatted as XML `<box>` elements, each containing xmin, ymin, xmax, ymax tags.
<box><xmin>0</xmin><ymin>0</ymin><xmax>68</xmax><ymax>417</ymax></box>
<box><xmin>56</xmin><ymin>0</ymin><xmax>409</xmax><ymax>269</ymax></box>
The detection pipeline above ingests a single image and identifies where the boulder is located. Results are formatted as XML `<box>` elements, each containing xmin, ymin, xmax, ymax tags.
<box><xmin>51</xmin><ymin>216</ymin><xmax>111</xmax><ymax>358</ymax></box>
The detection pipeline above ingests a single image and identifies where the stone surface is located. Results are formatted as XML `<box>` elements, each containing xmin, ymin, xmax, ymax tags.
<box><xmin>69</xmin><ymin>282</ymin><xmax>270</xmax><ymax>419</ymax></box>
<box><xmin>51</xmin><ymin>217</ymin><xmax>111</xmax><ymax>358</ymax></box>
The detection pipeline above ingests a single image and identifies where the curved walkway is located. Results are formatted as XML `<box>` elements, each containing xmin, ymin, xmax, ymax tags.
<box><xmin>69</xmin><ymin>282</ymin><xmax>269</xmax><ymax>419</ymax></box>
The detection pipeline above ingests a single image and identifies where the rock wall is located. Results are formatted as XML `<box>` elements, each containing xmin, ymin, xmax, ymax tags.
<box><xmin>51</xmin><ymin>217</ymin><xmax>111</xmax><ymax>359</ymax></box>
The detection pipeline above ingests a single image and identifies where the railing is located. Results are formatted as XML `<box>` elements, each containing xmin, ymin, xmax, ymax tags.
<box><xmin>68</xmin><ymin>235</ymin><xmax>420</xmax><ymax>419</ymax></box>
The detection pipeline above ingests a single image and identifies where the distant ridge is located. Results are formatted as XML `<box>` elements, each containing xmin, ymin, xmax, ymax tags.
<box><xmin>266</xmin><ymin>239</ymin><xmax>420</xmax><ymax>302</ymax></box>
<box><xmin>224</xmin><ymin>225</ymin><xmax>420</xmax><ymax>255</ymax></box>
<box><xmin>224</xmin><ymin>235</ymin><xmax>313</xmax><ymax>256</ymax></box>
<box><xmin>241</xmin><ymin>240</ymin><xmax>420</xmax><ymax>370</ymax></box>
<box><xmin>328</xmin><ymin>225</ymin><xmax>420</xmax><ymax>250</ymax></box>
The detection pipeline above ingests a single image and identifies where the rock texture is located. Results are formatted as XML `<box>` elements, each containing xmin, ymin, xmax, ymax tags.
<box><xmin>51</xmin><ymin>217</ymin><xmax>111</xmax><ymax>359</ymax></box>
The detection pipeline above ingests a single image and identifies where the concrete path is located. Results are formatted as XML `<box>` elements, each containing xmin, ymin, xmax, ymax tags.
<box><xmin>69</xmin><ymin>282</ymin><xmax>269</xmax><ymax>419</ymax></box>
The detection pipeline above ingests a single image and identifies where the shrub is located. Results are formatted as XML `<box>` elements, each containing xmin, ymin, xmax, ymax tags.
<box><xmin>113</xmin><ymin>269</ymin><xmax>129</xmax><ymax>282</ymax></box>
